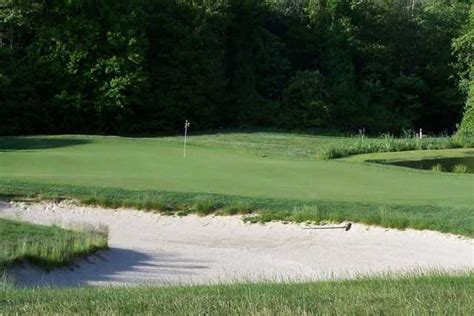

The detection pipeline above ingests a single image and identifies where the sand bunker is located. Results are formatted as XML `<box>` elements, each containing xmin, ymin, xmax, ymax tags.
<box><xmin>1</xmin><ymin>201</ymin><xmax>472</xmax><ymax>286</ymax></box>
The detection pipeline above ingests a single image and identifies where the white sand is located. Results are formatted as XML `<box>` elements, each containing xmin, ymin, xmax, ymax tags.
<box><xmin>1</xmin><ymin>200</ymin><xmax>473</xmax><ymax>287</ymax></box>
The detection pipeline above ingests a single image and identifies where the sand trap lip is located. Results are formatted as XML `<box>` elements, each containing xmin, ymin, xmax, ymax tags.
<box><xmin>1</xmin><ymin>201</ymin><xmax>473</xmax><ymax>287</ymax></box>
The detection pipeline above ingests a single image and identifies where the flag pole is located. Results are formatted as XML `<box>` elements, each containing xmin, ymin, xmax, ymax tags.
<box><xmin>183</xmin><ymin>120</ymin><xmax>190</xmax><ymax>158</ymax></box>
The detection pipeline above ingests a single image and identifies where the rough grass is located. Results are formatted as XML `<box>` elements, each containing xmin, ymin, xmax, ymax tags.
<box><xmin>161</xmin><ymin>132</ymin><xmax>473</xmax><ymax>160</ymax></box>
<box><xmin>344</xmin><ymin>147</ymin><xmax>474</xmax><ymax>162</ymax></box>
<box><xmin>453</xmin><ymin>164</ymin><xmax>469</xmax><ymax>174</ymax></box>
<box><xmin>317</xmin><ymin>134</ymin><xmax>471</xmax><ymax>159</ymax></box>
<box><xmin>1</xmin><ymin>273</ymin><xmax>472</xmax><ymax>314</ymax></box>
<box><xmin>0</xmin><ymin>218</ymin><xmax>108</xmax><ymax>270</ymax></box>
<box><xmin>1</xmin><ymin>180</ymin><xmax>472</xmax><ymax>237</ymax></box>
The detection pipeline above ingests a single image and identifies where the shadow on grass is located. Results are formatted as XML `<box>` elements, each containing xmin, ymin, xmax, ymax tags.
<box><xmin>0</xmin><ymin>137</ymin><xmax>91</xmax><ymax>151</ymax></box>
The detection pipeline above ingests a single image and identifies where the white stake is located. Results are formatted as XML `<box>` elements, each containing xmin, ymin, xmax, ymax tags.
<box><xmin>183</xmin><ymin>120</ymin><xmax>190</xmax><ymax>158</ymax></box>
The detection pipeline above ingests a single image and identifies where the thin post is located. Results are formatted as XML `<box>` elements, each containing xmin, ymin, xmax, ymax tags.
<box><xmin>183</xmin><ymin>120</ymin><xmax>190</xmax><ymax>158</ymax></box>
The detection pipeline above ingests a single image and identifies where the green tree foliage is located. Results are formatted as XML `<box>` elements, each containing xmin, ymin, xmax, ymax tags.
<box><xmin>282</xmin><ymin>70</ymin><xmax>328</xmax><ymax>128</ymax></box>
<box><xmin>143</xmin><ymin>0</ymin><xmax>228</xmax><ymax>131</ymax></box>
<box><xmin>0</xmin><ymin>1</ymin><xmax>44</xmax><ymax>135</ymax></box>
<box><xmin>28</xmin><ymin>0</ymin><xmax>149</xmax><ymax>133</ymax></box>
<box><xmin>454</xmin><ymin>3</ymin><xmax>474</xmax><ymax>136</ymax></box>
<box><xmin>0</xmin><ymin>0</ymin><xmax>472</xmax><ymax>135</ymax></box>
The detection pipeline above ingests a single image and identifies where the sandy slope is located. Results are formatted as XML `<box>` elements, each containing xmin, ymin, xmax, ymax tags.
<box><xmin>1</xmin><ymin>200</ymin><xmax>472</xmax><ymax>287</ymax></box>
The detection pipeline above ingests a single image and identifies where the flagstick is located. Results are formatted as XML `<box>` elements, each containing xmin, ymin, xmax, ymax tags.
<box><xmin>183</xmin><ymin>120</ymin><xmax>190</xmax><ymax>158</ymax></box>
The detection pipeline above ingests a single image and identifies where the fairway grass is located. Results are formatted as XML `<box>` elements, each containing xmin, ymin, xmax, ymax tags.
<box><xmin>0</xmin><ymin>134</ymin><xmax>473</xmax><ymax>236</ymax></box>
<box><xmin>0</xmin><ymin>135</ymin><xmax>472</xmax><ymax>208</ymax></box>
<box><xmin>1</xmin><ymin>273</ymin><xmax>473</xmax><ymax>314</ymax></box>
<box><xmin>0</xmin><ymin>217</ymin><xmax>108</xmax><ymax>270</ymax></box>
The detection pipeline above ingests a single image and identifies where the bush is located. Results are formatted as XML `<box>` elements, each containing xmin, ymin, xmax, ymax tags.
<box><xmin>452</xmin><ymin>164</ymin><xmax>468</xmax><ymax>174</ymax></box>
<box><xmin>431</xmin><ymin>164</ymin><xmax>444</xmax><ymax>172</ymax></box>
<box><xmin>457</xmin><ymin>79</ymin><xmax>474</xmax><ymax>137</ymax></box>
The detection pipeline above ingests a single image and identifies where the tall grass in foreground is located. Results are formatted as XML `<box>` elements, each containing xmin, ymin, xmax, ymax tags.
<box><xmin>1</xmin><ymin>273</ymin><xmax>472</xmax><ymax>314</ymax></box>
<box><xmin>0</xmin><ymin>218</ymin><xmax>108</xmax><ymax>270</ymax></box>
<box><xmin>318</xmin><ymin>134</ymin><xmax>473</xmax><ymax>160</ymax></box>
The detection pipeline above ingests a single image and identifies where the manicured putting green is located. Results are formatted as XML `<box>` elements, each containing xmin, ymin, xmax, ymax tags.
<box><xmin>0</xmin><ymin>135</ymin><xmax>472</xmax><ymax>208</ymax></box>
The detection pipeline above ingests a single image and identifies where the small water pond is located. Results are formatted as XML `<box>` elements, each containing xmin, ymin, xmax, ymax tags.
<box><xmin>376</xmin><ymin>156</ymin><xmax>474</xmax><ymax>174</ymax></box>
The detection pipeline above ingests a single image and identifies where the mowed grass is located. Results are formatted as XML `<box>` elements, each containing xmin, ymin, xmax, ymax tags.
<box><xmin>0</xmin><ymin>218</ymin><xmax>108</xmax><ymax>270</ymax></box>
<box><xmin>0</xmin><ymin>134</ymin><xmax>473</xmax><ymax>236</ymax></box>
<box><xmin>0</xmin><ymin>134</ymin><xmax>472</xmax><ymax>208</ymax></box>
<box><xmin>1</xmin><ymin>273</ymin><xmax>473</xmax><ymax>314</ymax></box>
<box><xmin>0</xmin><ymin>135</ymin><xmax>472</xmax><ymax>314</ymax></box>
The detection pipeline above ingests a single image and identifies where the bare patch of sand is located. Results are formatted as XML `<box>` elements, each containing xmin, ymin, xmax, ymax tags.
<box><xmin>1</xmin><ymin>201</ymin><xmax>472</xmax><ymax>287</ymax></box>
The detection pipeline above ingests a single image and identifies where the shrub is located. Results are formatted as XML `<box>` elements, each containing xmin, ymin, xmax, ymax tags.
<box><xmin>431</xmin><ymin>164</ymin><xmax>444</xmax><ymax>172</ymax></box>
<box><xmin>457</xmin><ymin>82</ymin><xmax>474</xmax><ymax>137</ymax></box>
<box><xmin>452</xmin><ymin>164</ymin><xmax>468</xmax><ymax>174</ymax></box>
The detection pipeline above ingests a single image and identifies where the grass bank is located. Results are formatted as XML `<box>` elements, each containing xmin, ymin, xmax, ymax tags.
<box><xmin>0</xmin><ymin>217</ymin><xmax>108</xmax><ymax>270</ymax></box>
<box><xmin>344</xmin><ymin>147</ymin><xmax>474</xmax><ymax>162</ymax></box>
<box><xmin>1</xmin><ymin>180</ymin><xmax>472</xmax><ymax>237</ymax></box>
<box><xmin>1</xmin><ymin>273</ymin><xmax>472</xmax><ymax>314</ymax></box>
<box><xmin>161</xmin><ymin>132</ymin><xmax>473</xmax><ymax>160</ymax></box>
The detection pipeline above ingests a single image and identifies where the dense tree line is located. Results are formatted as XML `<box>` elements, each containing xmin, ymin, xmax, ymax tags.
<box><xmin>0</xmin><ymin>0</ymin><xmax>472</xmax><ymax>135</ymax></box>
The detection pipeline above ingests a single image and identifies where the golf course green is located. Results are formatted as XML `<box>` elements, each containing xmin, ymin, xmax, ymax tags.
<box><xmin>1</xmin><ymin>133</ymin><xmax>473</xmax><ymax>314</ymax></box>
<box><xmin>0</xmin><ymin>134</ymin><xmax>472</xmax><ymax>208</ymax></box>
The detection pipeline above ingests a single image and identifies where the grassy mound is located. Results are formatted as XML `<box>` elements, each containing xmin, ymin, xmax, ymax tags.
<box><xmin>0</xmin><ymin>218</ymin><xmax>108</xmax><ymax>270</ymax></box>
